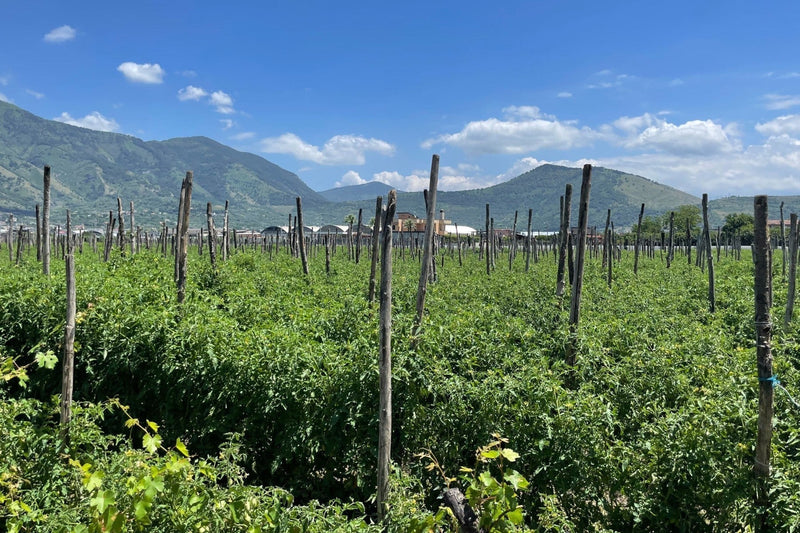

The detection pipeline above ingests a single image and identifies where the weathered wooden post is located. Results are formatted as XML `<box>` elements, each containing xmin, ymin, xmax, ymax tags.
<box><xmin>222</xmin><ymin>200</ymin><xmax>230</xmax><ymax>261</ymax></box>
<box><xmin>702</xmin><ymin>194</ymin><xmax>716</xmax><ymax>312</ymax></box>
<box><xmin>634</xmin><ymin>203</ymin><xmax>644</xmax><ymax>275</ymax></box>
<box><xmin>785</xmin><ymin>213</ymin><xmax>797</xmax><ymax>325</ymax></box>
<box><xmin>368</xmin><ymin>196</ymin><xmax>383</xmax><ymax>305</ymax></box>
<box><xmin>753</xmin><ymin>195</ymin><xmax>774</xmax><ymax>530</ymax></box>
<box><xmin>177</xmin><ymin>172</ymin><xmax>193</xmax><ymax>304</ymax></box>
<box><xmin>525</xmin><ymin>209</ymin><xmax>533</xmax><ymax>272</ymax></box>
<box><xmin>60</xmin><ymin>251</ymin><xmax>76</xmax><ymax>441</ymax></box>
<box><xmin>509</xmin><ymin>210</ymin><xmax>518</xmax><ymax>271</ymax></box>
<box><xmin>413</xmin><ymin>155</ymin><xmax>439</xmax><ymax>335</ymax></box>
<box><xmin>566</xmin><ymin>165</ymin><xmax>591</xmax><ymax>366</ymax></box>
<box><xmin>42</xmin><ymin>166</ymin><xmax>51</xmax><ymax>275</ymax></box>
<box><xmin>666</xmin><ymin>212</ymin><xmax>675</xmax><ymax>268</ymax></box>
<box><xmin>780</xmin><ymin>202</ymin><xmax>786</xmax><ymax>281</ymax></box>
<box><xmin>296</xmin><ymin>197</ymin><xmax>309</xmax><ymax>275</ymax></box>
<box><xmin>129</xmin><ymin>201</ymin><xmax>136</xmax><ymax>254</ymax></box>
<box><xmin>377</xmin><ymin>189</ymin><xmax>397</xmax><ymax>523</ymax></box>
<box><xmin>556</xmin><ymin>184</ymin><xmax>572</xmax><ymax>297</ymax></box>
<box><xmin>206</xmin><ymin>202</ymin><xmax>217</xmax><ymax>269</ymax></box>
<box><xmin>116</xmin><ymin>197</ymin><xmax>125</xmax><ymax>251</ymax></box>
<box><xmin>355</xmin><ymin>208</ymin><xmax>363</xmax><ymax>264</ymax></box>
<box><xmin>485</xmin><ymin>204</ymin><xmax>491</xmax><ymax>276</ymax></box>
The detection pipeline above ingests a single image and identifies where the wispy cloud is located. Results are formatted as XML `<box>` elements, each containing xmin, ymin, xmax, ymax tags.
<box><xmin>0</xmin><ymin>93</ymin><xmax>11</xmax><ymax>103</ymax></box>
<box><xmin>763</xmin><ymin>94</ymin><xmax>800</xmax><ymax>110</ymax></box>
<box><xmin>54</xmin><ymin>111</ymin><xmax>119</xmax><ymax>132</ymax></box>
<box><xmin>178</xmin><ymin>85</ymin><xmax>236</xmax><ymax>114</ymax></box>
<box><xmin>25</xmin><ymin>89</ymin><xmax>44</xmax><ymax>99</ymax></box>
<box><xmin>44</xmin><ymin>25</ymin><xmax>76</xmax><ymax>43</ymax></box>
<box><xmin>557</xmin><ymin>92</ymin><xmax>572</xmax><ymax>98</ymax></box>
<box><xmin>117</xmin><ymin>62</ymin><xmax>165</xmax><ymax>84</ymax></box>
<box><xmin>220</xmin><ymin>119</ymin><xmax>234</xmax><ymax>130</ymax></box>
<box><xmin>755</xmin><ymin>114</ymin><xmax>800</xmax><ymax>136</ymax></box>
<box><xmin>260</xmin><ymin>133</ymin><xmax>395</xmax><ymax>165</ymax></box>
<box><xmin>231</xmin><ymin>131</ymin><xmax>256</xmax><ymax>141</ymax></box>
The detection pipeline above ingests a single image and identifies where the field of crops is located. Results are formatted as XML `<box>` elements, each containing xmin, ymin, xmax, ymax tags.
<box><xmin>1</xmin><ymin>237</ymin><xmax>799</xmax><ymax>531</ymax></box>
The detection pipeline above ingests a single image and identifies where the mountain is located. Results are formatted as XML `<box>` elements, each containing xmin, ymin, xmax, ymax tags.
<box><xmin>708</xmin><ymin>195</ymin><xmax>800</xmax><ymax>224</ymax></box>
<box><xmin>351</xmin><ymin>165</ymin><xmax>701</xmax><ymax>231</ymax></box>
<box><xmin>3</xmin><ymin>100</ymin><xmax>787</xmax><ymax>233</ymax></box>
<box><xmin>0</xmin><ymin>101</ymin><xmax>326</xmax><ymax>228</ymax></box>
<box><xmin>318</xmin><ymin>181</ymin><xmax>400</xmax><ymax>203</ymax></box>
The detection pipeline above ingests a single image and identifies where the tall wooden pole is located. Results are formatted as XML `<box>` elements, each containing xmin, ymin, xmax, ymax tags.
<box><xmin>42</xmin><ymin>166</ymin><xmax>51</xmax><ymax>276</ymax></box>
<box><xmin>177</xmin><ymin>172</ymin><xmax>193</xmax><ymax>304</ymax></box>
<box><xmin>634</xmin><ymin>203</ymin><xmax>644</xmax><ymax>275</ymax></box>
<box><xmin>206</xmin><ymin>202</ymin><xmax>217</xmax><ymax>269</ymax></box>
<box><xmin>368</xmin><ymin>196</ymin><xmax>383</xmax><ymax>305</ymax></box>
<box><xmin>753</xmin><ymin>195</ymin><xmax>774</xmax><ymax>530</ymax></box>
<box><xmin>556</xmin><ymin>184</ymin><xmax>572</xmax><ymax>297</ymax></box>
<box><xmin>566</xmin><ymin>165</ymin><xmax>592</xmax><ymax>366</ymax></box>
<box><xmin>702</xmin><ymin>194</ymin><xmax>716</xmax><ymax>312</ymax></box>
<box><xmin>780</xmin><ymin>202</ymin><xmax>786</xmax><ymax>280</ymax></box>
<box><xmin>413</xmin><ymin>154</ymin><xmax>439</xmax><ymax>335</ymax></box>
<box><xmin>296</xmin><ymin>197</ymin><xmax>309</xmax><ymax>275</ymax></box>
<box><xmin>60</xmin><ymin>252</ymin><xmax>76</xmax><ymax>440</ymax></box>
<box><xmin>785</xmin><ymin>214</ymin><xmax>797</xmax><ymax>325</ymax></box>
<box><xmin>377</xmin><ymin>189</ymin><xmax>397</xmax><ymax>523</ymax></box>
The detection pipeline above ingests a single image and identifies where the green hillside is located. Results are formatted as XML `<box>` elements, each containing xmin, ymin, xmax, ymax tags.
<box><xmin>0</xmin><ymin>101</ymin><xmax>326</xmax><ymax>228</ymax></box>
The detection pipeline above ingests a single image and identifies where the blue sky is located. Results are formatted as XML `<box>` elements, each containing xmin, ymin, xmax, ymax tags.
<box><xmin>2</xmin><ymin>1</ymin><xmax>800</xmax><ymax>197</ymax></box>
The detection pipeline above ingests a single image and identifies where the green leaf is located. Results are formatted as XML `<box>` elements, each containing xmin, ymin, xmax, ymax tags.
<box><xmin>499</xmin><ymin>448</ymin><xmax>520</xmax><ymax>462</ymax></box>
<box><xmin>86</xmin><ymin>470</ymin><xmax>104</xmax><ymax>491</ymax></box>
<box><xmin>142</xmin><ymin>433</ymin><xmax>162</xmax><ymax>453</ymax></box>
<box><xmin>89</xmin><ymin>490</ymin><xmax>115</xmax><ymax>514</ymax></box>
<box><xmin>481</xmin><ymin>449</ymin><xmax>500</xmax><ymax>460</ymax></box>
<box><xmin>147</xmin><ymin>420</ymin><xmax>160</xmax><ymax>433</ymax></box>
<box><xmin>503</xmin><ymin>469</ymin><xmax>529</xmax><ymax>490</ymax></box>
<box><xmin>34</xmin><ymin>350</ymin><xmax>57</xmax><ymax>370</ymax></box>
<box><xmin>175</xmin><ymin>438</ymin><xmax>189</xmax><ymax>457</ymax></box>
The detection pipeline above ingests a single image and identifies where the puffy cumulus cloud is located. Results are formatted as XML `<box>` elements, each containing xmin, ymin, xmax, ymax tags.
<box><xmin>177</xmin><ymin>85</ymin><xmax>208</xmax><ymax>101</ymax></box>
<box><xmin>335</xmin><ymin>170</ymin><xmax>367</xmax><ymax>187</ymax></box>
<box><xmin>260</xmin><ymin>133</ymin><xmax>395</xmax><ymax>165</ymax></box>
<box><xmin>756</xmin><ymin>115</ymin><xmax>800</xmax><ymax>136</ymax></box>
<box><xmin>372</xmin><ymin>165</ymin><xmax>499</xmax><ymax>192</ymax></box>
<box><xmin>44</xmin><ymin>25</ymin><xmax>76</xmax><ymax>43</ymax></box>
<box><xmin>117</xmin><ymin>62</ymin><xmax>164</xmax><ymax>84</ymax></box>
<box><xmin>422</xmin><ymin>109</ymin><xmax>601</xmax><ymax>155</ymax></box>
<box><xmin>54</xmin><ymin>111</ymin><xmax>119</xmax><ymax>132</ymax></box>
<box><xmin>618</xmin><ymin>116</ymin><xmax>739</xmax><ymax>155</ymax></box>
<box><xmin>763</xmin><ymin>94</ymin><xmax>800</xmax><ymax>110</ymax></box>
<box><xmin>210</xmin><ymin>91</ymin><xmax>234</xmax><ymax>114</ymax></box>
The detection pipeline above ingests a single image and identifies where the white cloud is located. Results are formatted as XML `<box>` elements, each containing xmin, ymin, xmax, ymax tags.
<box><xmin>557</xmin><ymin>92</ymin><xmax>572</xmax><ymax>98</ymax></box>
<box><xmin>117</xmin><ymin>62</ymin><xmax>165</xmax><ymax>84</ymax></box>
<box><xmin>177</xmin><ymin>85</ymin><xmax>208</xmax><ymax>101</ymax></box>
<box><xmin>617</xmin><ymin>115</ymin><xmax>739</xmax><ymax>155</ymax></box>
<box><xmin>54</xmin><ymin>111</ymin><xmax>120</xmax><ymax>132</ymax></box>
<box><xmin>335</xmin><ymin>170</ymin><xmax>367</xmax><ymax>187</ymax></box>
<box><xmin>220</xmin><ymin>119</ymin><xmax>234</xmax><ymax>130</ymax></box>
<box><xmin>25</xmin><ymin>89</ymin><xmax>44</xmax><ymax>99</ymax></box>
<box><xmin>260</xmin><ymin>133</ymin><xmax>395</xmax><ymax>165</ymax></box>
<box><xmin>231</xmin><ymin>131</ymin><xmax>256</xmax><ymax>141</ymax></box>
<box><xmin>0</xmin><ymin>93</ymin><xmax>11</xmax><ymax>103</ymax></box>
<box><xmin>372</xmin><ymin>166</ymin><xmax>500</xmax><ymax>192</ymax></box>
<box><xmin>210</xmin><ymin>91</ymin><xmax>234</xmax><ymax>114</ymax></box>
<box><xmin>0</xmin><ymin>75</ymin><xmax>10</xmax><ymax>86</ymax></box>
<box><xmin>44</xmin><ymin>25</ymin><xmax>76</xmax><ymax>43</ymax></box>
<box><xmin>180</xmin><ymin>70</ymin><xmax>197</xmax><ymax>78</ymax></box>
<box><xmin>422</xmin><ymin>110</ymin><xmax>601</xmax><ymax>155</ymax></box>
<box><xmin>669</xmin><ymin>78</ymin><xmax>685</xmax><ymax>87</ymax></box>
<box><xmin>763</xmin><ymin>94</ymin><xmax>800</xmax><ymax>110</ymax></box>
<box><xmin>755</xmin><ymin>115</ymin><xmax>800</xmax><ymax>136</ymax></box>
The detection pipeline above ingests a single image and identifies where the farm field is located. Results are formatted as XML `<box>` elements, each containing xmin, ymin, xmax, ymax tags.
<box><xmin>1</xmin><ymin>238</ymin><xmax>799</xmax><ymax>531</ymax></box>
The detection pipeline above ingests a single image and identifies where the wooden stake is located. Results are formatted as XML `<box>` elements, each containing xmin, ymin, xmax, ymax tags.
<box><xmin>556</xmin><ymin>184</ymin><xmax>572</xmax><ymax>297</ymax></box>
<box><xmin>785</xmin><ymin>213</ymin><xmax>797</xmax><ymax>325</ymax></box>
<box><xmin>702</xmin><ymin>194</ymin><xmax>716</xmax><ymax>312</ymax></box>
<box><xmin>296</xmin><ymin>197</ymin><xmax>309</xmax><ymax>275</ymax></box>
<box><xmin>413</xmin><ymin>155</ymin><xmax>439</xmax><ymax>335</ymax></box>
<box><xmin>368</xmin><ymin>196</ymin><xmax>383</xmax><ymax>305</ymax></box>
<box><xmin>177</xmin><ymin>172</ymin><xmax>193</xmax><ymax>304</ymax></box>
<box><xmin>42</xmin><ymin>166</ymin><xmax>51</xmax><ymax>275</ymax></box>
<box><xmin>377</xmin><ymin>190</ymin><xmax>397</xmax><ymax>523</ymax></box>
<box><xmin>60</xmin><ymin>252</ymin><xmax>76</xmax><ymax>440</ymax></box>
<box><xmin>634</xmin><ymin>203</ymin><xmax>644</xmax><ymax>275</ymax></box>
<box><xmin>753</xmin><ymin>195</ymin><xmax>774</xmax><ymax>530</ymax></box>
<box><xmin>566</xmin><ymin>165</ymin><xmax>591</xmax><ymax>366</ymax></box>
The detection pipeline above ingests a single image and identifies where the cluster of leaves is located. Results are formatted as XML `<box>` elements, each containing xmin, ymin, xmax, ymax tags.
<box><xmin>1</xmin><ymin>240</ymin><xmax>799</xmax><ymax>530</ymax></box>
